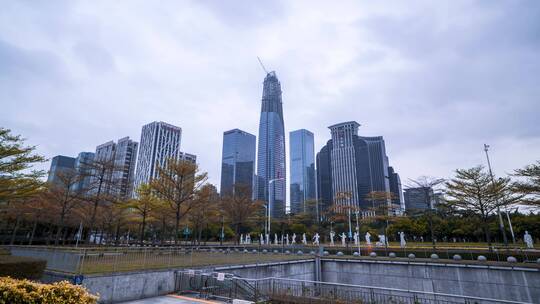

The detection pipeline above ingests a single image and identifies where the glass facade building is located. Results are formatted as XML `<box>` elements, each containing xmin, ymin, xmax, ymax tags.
<box><xmin>47</xmin><ymin>155</ymin><xmax>76</xmax><ymax>185</ymax></box>
<box><xmin>220</xmin><ymin>129</ymin><xmax>256</xmax><ymax>198</ymax></box>
<box><xmin>257</xmin><ymin>71</ymin><xmax>286</xmax><ymax>219</ymax></box>
<box><xmin>404</xmin><ymin>187</ymin><xmax>434</xmax><ymax>212</ymax></box>
<box><xmin>289</xmin><ymin>129</ymin><xmax>316</xmax><ymax>214</ymax></box>
<box><xmin>73</xmin><ymin>152</ymin><xmax>95</xmax><ymax>193</ymax></box>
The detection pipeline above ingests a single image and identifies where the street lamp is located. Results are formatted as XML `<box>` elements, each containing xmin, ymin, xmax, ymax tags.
<box><xmin>484</xmin><ymin>144</ymin><xmax>515</xmax><ymax>246</ymax></box>
<box><xmin>268</xmin><ymin>177</ymin><xmax>285</xmax><ymax>240</ymax></box>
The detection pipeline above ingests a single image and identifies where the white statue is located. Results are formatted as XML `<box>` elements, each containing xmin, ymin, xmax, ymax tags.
<box><xmin>379</xmin><ymin>235</ymin><xmax>387</xmax><ymax>246</ymax></box>
<box><xmin>274</xmin><ymin>233</ymin><xmax>278</xmax><ymax>245</ymax></box>
<box><xmin>399</xmin><ymin>231</ymin><xmax>406</xmax><ymax>248</ymax></box>
<box><xmin>302</xmin><ymin>233</ymin><xmax>307</xmax><ymax>245</ymax></box>
<box><xmin>286</xmin><ymin>234</ymin><xmax>290</xmax><ymax>246</ymax></box>
<box><xmin>292</xmin><ymin>233</ymin><xmax>297</xmax><ymax>244</ymax></box>
<box><xmin>353</xmin><ymin>232</ymin><xmax>359</xmax><ymax>245</ymax></box>
<box><xmin>524</xmin><ymin>231</ymin><xmax>534</xmax><ymax>249</ymax></box>
<box><xmin>420</xmin><ymin>236</ymin><xmax>424</xmax><ymax>242</ymax></box>
<box><xmin>340</xmin><ymin>232</ymin><xmax>347</xmax><ymax>247</ymax></box>
<box><xmin>240</xmin><ymin>234</ymin><xmax>244</xmax><ymax>245</ymax></box>
<box><xmin>260</xmin><ymin>234</ymin><xmax>264</xmax><ymax>245</ymax></box>
<box><xmin>266</xmin><ymin>234</ymin><xmax>270</xmax><ymax>245</ymax></box>
<box><xmin>330</xmin><ymin>231</ymin><xmax>335</xmax><ymax>246</ymax></box>
<box><xmin>246</xmin><ymin>234</ymin><xmax>251</xmax><ymax>244</ymax></box>
<box><xmin>365</xmin><ymin>232</ymin><xmax>371</xmax><ymax>245</ymax></box>
<box><xmin>313</xmin><ymin>233</ymin><xmax>320</xmax><ymax>245</ymax></box>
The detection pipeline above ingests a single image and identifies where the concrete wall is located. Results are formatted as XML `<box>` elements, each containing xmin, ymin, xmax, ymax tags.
<box><xmin>321</xmin><ymin>259</ymin><xmax>540</xmax><ymax>303</ymax></box>
<box><xmin>215</xmin><ymin>259</ymin><xmax>315</xmax><ymax>281</ymax></box>
<box><xmin>82</xmin><ymin>269</ymin><xmax>177</xmax><ymax>304</ymax></box>
<box><xmin>10</xmin><ymin>247</ymin><xmax>80</xmax><ymax>273</ymax></box>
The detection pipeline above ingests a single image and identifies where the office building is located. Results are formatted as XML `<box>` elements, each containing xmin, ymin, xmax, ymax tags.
<box><xmin>73</xmin><ymin>152</ymin><xmax>95</xmax><ymax>193</ymax></box>
<box><xmin>93</xmin><ymin>137</ymin><xmax>138</xmax><ymax>199</ymax></box>
<box><xmin>404</xmin><ymin>187</ymin><xmax>434</xmax><ymax>212</ymax></box>
<box><xmin>220</xmin><ymin>129</ymin><xmax>256</xmax><ymax>198</ymax></box>
<box><xmin>289</xmin><ymin>129</ymin><xmax>316</xmax><ymax>214</ymax></box>
<box><xmin>316</xmin><ymin>121</ymin><xmax>398</xmax><ymax>214</ymax></box>
<box><xmin>134</xmin><ymin>121</ymin><xmax>182</xmax><ymax>194</ymax></box>
<box><xmin>47</xmin><ymin>155</ymin><xmax>76</xmax><ymax>185</ymax></box>
<box><xmin>256</xmin><ymin>71</ymin><xmax>286</xmax><ymax>218</ymax></box>
<box><xmin>388</xmin><ymin>166</ymin><xmax>404</xmax><ymax>214</ymax></box>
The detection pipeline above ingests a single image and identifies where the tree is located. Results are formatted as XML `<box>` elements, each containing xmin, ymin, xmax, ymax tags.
<box><xmin>150</xmin><ymin>158</ymin><xmax>208</xmax><ymax>245</ymax></box>
<box><xmin>44</xmin><ymin>170</ymin><xmax>83</xmax><ymax>245</ymax></box>
<box><xmin>512</xmin><ymin>161</ymin><xmax>540</xmax><ymax>207</ymax></box>
<box><xmin>188</xmin><ymin>184</ymin><xmax>219</xmax><ymax>245</ymax></box>
<box><xmin>406</xmin><ymin>176</ymin><xmax>445</xmax><ymax>248</ymax></box>
<box><xmin>83</xmin><ymin>158</ymin><xmax>119</xmax><ymax>244</ymax></box>
<box><xmin>445</xmin><ymin>166</ymin><xmax>520</xmax><ymax>248</ymax></box>
<box><xmin>220</xmin><ymin>184</ymin><xmax>263</xmax><ymax>244</ymax></box>
<box><xmin>0</xmin><ymin>128</ymin><xmax>45</xmax><ymax>203</ymax></box>
<box><xmin>122</xmin><ymin>184</ymin><xmax>156</xmax><ymax>245</ymax></box>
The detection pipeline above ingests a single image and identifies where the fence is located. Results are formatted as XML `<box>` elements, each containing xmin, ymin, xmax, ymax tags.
<box><xmin>4</xmin><ymin>244</ymin><xmax>539</xmax><ymax>274</ymax></box>
<box><xmin>175</xmin><ymin>271</ymin><xmax>533</xmax><ymax>304</ymax></box>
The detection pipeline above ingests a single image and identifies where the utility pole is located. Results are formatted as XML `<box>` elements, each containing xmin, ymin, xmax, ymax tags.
<box><xmin>483</xmin><ymin>144</ymin><xmax>509</xmax><ymax>246</ymax></box>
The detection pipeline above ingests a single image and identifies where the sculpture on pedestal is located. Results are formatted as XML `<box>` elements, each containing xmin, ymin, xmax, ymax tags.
<box><xmin>365</xmin><ymin>232</ymin><xmax>371</xmax><ymax>245</ymax></box>
<box><xmin>313</xmin><ymin>233</ymin><xmax>320</xmax><ymax>245</ymax></box>
<box><xmin>340</xmin><ymin>232</ymin><xmax>347</xmax><ymax>247</ymax></box>
<box><xmin>330</xmin><ymin>231</ymin><xmax>335</xmax><ymax>246</ymax></box>
<box><xmin>399</xmin><ymin>231</ymin><xmax>406</xmax><ymax>248</ymax></box>
<box><xmin>292</xmin><ymin>233</ymin><xmax>297</xmax><ymax>244</ymax></box>
<box><xmin>353</xmin><ymin>232</ymin><xmax>359</xmax><ymax>246</ymax></box>
<box><xmin>302</xmin><ymin>233</ymin><xmax>307</xmax><ymax>245</ymax></box>
<box><xmin>524</xmin><ymin>231</ymin><xmax>534</xmax><ymax>249</ymax></box>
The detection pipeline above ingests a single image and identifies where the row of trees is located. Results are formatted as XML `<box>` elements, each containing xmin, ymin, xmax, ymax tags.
<box><xmin>1</xmin><ymin>127</ymin><xmax>539</xmax><ymax>247</ymax></box>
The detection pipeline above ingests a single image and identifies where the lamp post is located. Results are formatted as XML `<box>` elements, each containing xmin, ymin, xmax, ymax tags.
<box><xmin>268</xmin><ymin>177</ymin><xmax>285</xmax><ymax>239</ymax></box>
<box><xmin>484</xmin><ymin>144</ymin><xmax>514</xmax><ymax>246</ymax></box>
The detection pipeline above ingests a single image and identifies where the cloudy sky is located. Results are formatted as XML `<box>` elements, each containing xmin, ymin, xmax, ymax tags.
<box><xmin>2</xmin><ymin>1</ymin><xmax>539</xmax><ymax>199</ymax></box>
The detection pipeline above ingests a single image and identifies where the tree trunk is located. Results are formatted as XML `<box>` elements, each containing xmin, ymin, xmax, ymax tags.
<box><xmin>175</xmin><ymin>206</ymin><xmax>180</xmax><ymax>245</ymax></box>
<box><xmin>140</xmin><ymin>214</ymin><xmax>147</xmax><ymax>246</ymax></box>
<box><xmin>29</xmin><ymin>220</ymin><xmax>38</xmax><ymax>245</ymax></box>
<box><xmin>483</xmin><ymin>218</ymin><xmax>492</xmax><ymax>249</ymax></box>
<box><xmin>10</xmin><ymin>216</ymin><xmax>21</xmax><ymax>245</ymax></box>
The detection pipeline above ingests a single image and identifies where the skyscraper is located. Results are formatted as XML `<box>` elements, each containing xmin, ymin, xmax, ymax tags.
<box><xmin>404</xmin><ymin>187</ymin><xmax>434</xmax><ymax>212</ymax></box>
<box><xmin>220</xmin><ymin>129</ymin><xmax>256</xmax><ymax>198</ymax></box>
<box><xmin>289</xmin><ymin>129</ymin><xmax>316</xmax><ymax>214</ymax></box>
<box><xmin>113</xmin><ymin>137</ymin><xmax>139</xmax><ymax>198</ymax></box>
<box><xmin>133</xmin><ymin>121</ymin><xmax>182</xmax><ymax>195</ymax></box>
<box><xmin>388</xmin><ymin>166</ymin><xmax>404</xmax><ymax>213</ymax></box>
<box><xmin>257</xmin><ymin>71</ymin><xmax>286</xmax><ymax>218</ymax></box>
<box><xmin>316</xmin><ymin>121</ymin><xmax>398</xmax><ymax>214</ymax></box>
<box><xmin>93</xmin><ymin>137</ymin><xmax>138</xmax><ymax>199</ymax></box>
<box><xmin>73</xmin><ymin>152</ymin><xmax>95</xmax><ymax>193</ymax></box>
<box><xmin>47</xmin><ymin>155</ymin><xmax>76</xmax><ymax>185</ymax></box>
<box><xmin>316</xmin><ymin>140</ymin><xmax>333</xmax><ymax>213</ymax></box>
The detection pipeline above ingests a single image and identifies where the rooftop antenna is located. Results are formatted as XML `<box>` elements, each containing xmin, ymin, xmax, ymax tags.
<box><xmin>257</xmin><ymin>56</ymin><xmax>269</xmax><ymax>74</ymax></box>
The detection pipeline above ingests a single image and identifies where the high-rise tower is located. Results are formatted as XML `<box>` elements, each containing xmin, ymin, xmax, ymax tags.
<box><xmin>221</xmin><ymin>129</ymin><xmax>256</xmax><ymax>198</ymax></box>
<box><xmin>133</xmin><ymin>121</ymin><xmax>182</xmax><ymax>195</ymax></box>
<box><xmin>257</xmin><ymin>71</ymin><xmax>286</xmax><ymax>218</ymax></box>
<box><xmin>289</xmin><ymin>129</ymin><xmax>316</xmax><ymax>214</ymax></box>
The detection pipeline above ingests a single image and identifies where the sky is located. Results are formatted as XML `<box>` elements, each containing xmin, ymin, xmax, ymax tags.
<box><xmin>1</xmin><ymin>0</ymin><xmax>539</xmax><ymax>201</ymax></box>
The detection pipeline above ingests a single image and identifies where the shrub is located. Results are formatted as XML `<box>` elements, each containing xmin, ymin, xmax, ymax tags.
<box><xmin>0</xmin><ymin>256</ymin><xmax>47</xmax><ymax>280</ymax></box>
<box><xmin>0</xmin><ymin>277</ymin><xmax>98</xmax><ymax>304</ymax></box>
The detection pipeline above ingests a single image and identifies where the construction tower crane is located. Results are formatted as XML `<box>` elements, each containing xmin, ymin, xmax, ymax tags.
<box><xmin>257</xmin><ymin>56</ymin><xmax>269</xmax><ymax>74</ymax></box>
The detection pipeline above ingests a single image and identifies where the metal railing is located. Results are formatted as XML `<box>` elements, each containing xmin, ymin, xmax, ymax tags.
<box><xmin>4</xmin><ymin>244</ymin><xmax>539</xmax><ymax>274</ymax></box>
<box><xmin>175</xmin><ymin>270</ymin><xmax>533</xmax><ymax>304</ymax></box>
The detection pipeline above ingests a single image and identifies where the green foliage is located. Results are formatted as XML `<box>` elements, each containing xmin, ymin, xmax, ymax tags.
<box><xmin>0</xmin><ymin>277</ymin><xmax>98</xmax><ymax>304</ymax></box>
<box><xmin>0</xmin><ymin>256</ymin><xmax>47</xmax><ymax>280</ymax></box>
<box><xmin>513</xmin><ymin>161</ymin><xmax>540</xmax><ymax>207</ymax></box>
<box><xmin>0</xmin><ymin>128</ymin><xmax>46</xmax><ymax>203</ymax></box>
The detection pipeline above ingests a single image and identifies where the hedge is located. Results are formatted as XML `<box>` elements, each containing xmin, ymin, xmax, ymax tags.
<box><xmin>0</xmin><ymin>277</ymin><xmax>98</xmax><ymax>304</ymax></box>
<box><xmin>0</xmin><ymin>256</ymin><xmax>47</xmax><ymax>280</ymax></box>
